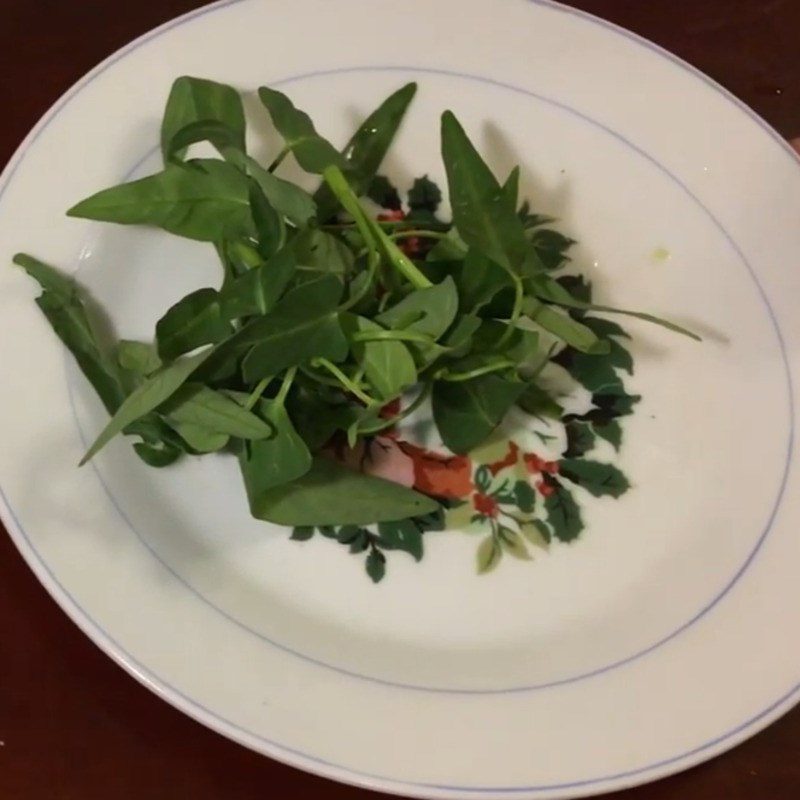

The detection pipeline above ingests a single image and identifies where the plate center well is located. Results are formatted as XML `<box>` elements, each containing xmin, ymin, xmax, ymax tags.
<box><xmin>69</xmin><ymin>68</ymin><xmax>788</xmax><ymax>691</ymax></box>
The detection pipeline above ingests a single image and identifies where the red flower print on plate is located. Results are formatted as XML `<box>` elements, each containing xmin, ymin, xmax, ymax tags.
<box><xmin>488</xmin><ymin>441</ymin><xmax>520</xmax><ymax>475</ymax></box>
<box><xmin>398</xmin><ymin>441</ymin><xmax>474</xmax><ymax>499</ymax></box>
<box><xmin>523</xmin><ymin>452</ymin><xmax>559</xmax><ymax>475</ymax></box>
<box><xmin>535</xmin><ymin>479</ymin><xmax>556</xmax><ymax>498</ymax></box>
<box><xmin>472</xmin><ymin>493</ymin><xmax>499</xmax><ymax>518</ymax></box>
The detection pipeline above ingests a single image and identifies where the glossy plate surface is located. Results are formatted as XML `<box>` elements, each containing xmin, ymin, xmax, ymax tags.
<box><xmin>1</xmin><ymin>1</ymin><xmax>799</xmax><ymax>797</ymax></box>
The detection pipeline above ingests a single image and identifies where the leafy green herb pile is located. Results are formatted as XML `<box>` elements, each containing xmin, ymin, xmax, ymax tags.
<box><xmin>13</xmin><ymin>78</ymin><xmax>697</xmax><ymax>580</ymax></box>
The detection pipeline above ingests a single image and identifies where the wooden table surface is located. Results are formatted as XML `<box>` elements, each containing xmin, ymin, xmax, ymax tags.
<box><xmin>1</xmin><ymin>1</ymin><xmax>799</xmax><ymax>798</ymax></box>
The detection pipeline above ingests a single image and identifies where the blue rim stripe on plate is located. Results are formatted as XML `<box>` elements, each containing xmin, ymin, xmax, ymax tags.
<box><xmin>0</xmin><ymin>0</ymin><xmax>797</xmax><ymax>793</ymax></box>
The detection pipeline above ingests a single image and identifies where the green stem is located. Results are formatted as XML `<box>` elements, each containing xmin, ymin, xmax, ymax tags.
<box><xmin>311</xmin><ymin>357</ymin><xmax>376</xmax><ymax>405</ymax></box>
<box><xmin>437</xmin><ymin>359</ymin><xmax>516</xmax><ymax>383</ymax></box>
<box><xmin>267</xmin><ymin>146</ymin><xmax>289</xmax><ymax>173</ymax></box>
<box><xmin>352</xmin><ymin>329</ymin><xmax>436</xmax><ymax>345</ymax></box>
<box><xmin>339</xmin><ymin>250</ymin><xmax>380</xmax><ymax>313</ymax></box>
<box><xmin>373</xmin><ymin>224</ymin><xmax>432</xmax><ymax>289</ymax></box>
<box><xmin>244</xmin><ymin>377</ymin><xmax>271</xmax><ymax>411</ymax></box>
<box><xmin>322</xmin><ymin>165</ymin><xmax>378</xmax><ymax>249</ymax></box>
<box><xmin>298</xmin><ymin>365</ymin><xmax>345</xmax><ymax>389</ymax></box>
<box><xmin>359</xmin><ymin>383</ymin><xmax>432</xmax><ymax>435</ymax></box>
<box><xmin>388</xmin><ymin>229</ymin><xmax>450</xmax><ymax>243</ymax></box>
<box><xmin>323</xmin><ymin>219</ymin><xmax>404</xmax><ymax>231</ymax></box>
<box><xmin>275</xmin><ymin>367</ymin><xmax>297</xmax><ymax>406</ymax></box>
<box><xmin>352</xmin><ymin>362</ymin><xmax>366</xmax><ymax>385</ymax></box>
<box><xmin>377</xmin><ymin>291</ymin><xmax>393</xmax><ymax>313</ymax></box>
<box><xmin>497</xmin><ymin>275</ymin><xmax>524</xmax><ymax>347</ymax></box>
<box><xmin>525</xmin><ymin>342</ymin><xmax>558</xmax><ymax>381</ymax></box>
<box><xmin>322</xmin><ymin>166</ymin><xmax>432</xmax><ymax>290</ymax></box>
<box><xmin>323</xmin><ymin>219</ymin><xmax>442</xmax><ymax>231</ymax></box>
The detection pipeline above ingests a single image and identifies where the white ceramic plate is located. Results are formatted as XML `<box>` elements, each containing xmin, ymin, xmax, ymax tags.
<box><xmin>2</xmin><ymin>1</ymin><xmax>799</xmax><ymax>797</ymax></box>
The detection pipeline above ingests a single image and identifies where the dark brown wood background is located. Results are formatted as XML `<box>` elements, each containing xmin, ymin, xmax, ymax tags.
<box><xmin>1</xmin><ymin>1</ymin><xmax>799</xmax><ymax>798</ymax></box>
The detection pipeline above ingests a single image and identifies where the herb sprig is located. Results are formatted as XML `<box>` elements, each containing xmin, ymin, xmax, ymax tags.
<box><xmin>12</xmin><ymin>77</ymin><xmax>698</xmax><ymax>580</ymax></box>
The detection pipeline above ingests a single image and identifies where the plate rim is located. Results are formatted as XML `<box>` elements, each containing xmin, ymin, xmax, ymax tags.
<box><xmin>2</xmin><ymin>0</ymin><xmax>799</xmax><ymax>797</ymax></box>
